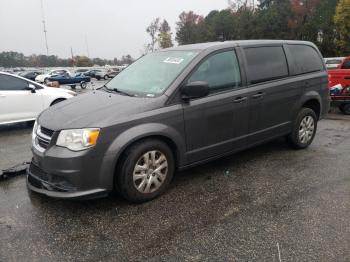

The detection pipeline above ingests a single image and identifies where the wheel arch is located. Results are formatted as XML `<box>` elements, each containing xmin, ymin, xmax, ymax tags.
<box><xmin>50</xmin><ymin>97</ymin><xmax>66</xmax><ymax>106</ymax></box>
<box><xmin>299</xmin><ymin>91</ymin><xmax>322</xmax><ymax>120</ymax></box>
<box><xmin>106</xmin><ymin>123</ymin><xmax>186</xmax><ymax>183</ymax></box>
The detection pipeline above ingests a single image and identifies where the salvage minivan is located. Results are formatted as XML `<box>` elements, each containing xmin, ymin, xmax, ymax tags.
<box><xmin>28</xmin><ymin>40</ymin><xmax>329</xmax><ymax>202</ymax></box>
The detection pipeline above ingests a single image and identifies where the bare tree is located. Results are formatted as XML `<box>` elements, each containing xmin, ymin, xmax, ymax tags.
<box><xmin>146</xmin><ymin>18</ymin><xmax>160</xmax><ymax>52</ymax></box>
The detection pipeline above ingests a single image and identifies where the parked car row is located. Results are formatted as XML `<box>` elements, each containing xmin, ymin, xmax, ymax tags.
<box><xmin>35</xmin><ymin>69</ymin><xmax>71</xmax><ymax>84</ymax></box>
<box><xmin>82</xmin><ymin>68</ymin><xmax>121</xmax><ymax>80</ymax></box>
<box><xmin>47</xmin><ymin>72</ymin><xmax>91</xmax><ymax>89</ymax></box>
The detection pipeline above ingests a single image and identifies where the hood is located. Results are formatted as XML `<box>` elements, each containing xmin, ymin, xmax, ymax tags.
<box><xmin>38</xmin><ymin>90</ymin><xmax>163</xmax><ymax>130</ymax></box>
<box><xmin>43</xmin><ymin>86</ymin><xmax>77</xmax><ymax>96</ymax></box>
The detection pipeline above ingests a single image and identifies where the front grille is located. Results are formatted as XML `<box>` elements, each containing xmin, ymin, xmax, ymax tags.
<box><xmin>34</xmin><ymin>125</ymin><xmax>54</xmax><ymax>152</ymax></box>
<box><xmin>37</xmin><ymin>137</ymin><xmax>50</xmax><ymax>149</ymax></box>
<box><xmin>40</xmin><ymin>126</ymin><xmax>54</xmax><ymax>137</ymax></box>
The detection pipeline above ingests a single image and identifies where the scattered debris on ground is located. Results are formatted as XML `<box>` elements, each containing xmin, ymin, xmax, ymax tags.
<box><xmin>0</xmin><ymin>162</ymin><xmax>29</xmax><ymax>181</ymax></box>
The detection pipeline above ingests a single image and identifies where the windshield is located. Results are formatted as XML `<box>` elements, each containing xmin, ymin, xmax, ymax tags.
<box><xmin>105</xmin><ymin>51</ymin><xmax>198</xmax><ymax>97</ymax></box>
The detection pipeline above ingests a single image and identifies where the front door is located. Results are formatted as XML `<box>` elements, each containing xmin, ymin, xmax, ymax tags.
<box><xmin>182</xmin><ymin>50</ymin><xmax>250</xmax><ymax>164</ymax></box>
<box><xmin>0</xmin><ymin>74</ymin><xmax>43</xmax><ymax>124</ymax></box>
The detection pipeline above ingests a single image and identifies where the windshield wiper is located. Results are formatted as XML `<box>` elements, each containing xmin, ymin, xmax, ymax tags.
<box><xmin>100</xmin><ymin>85</ymin><xmax>135</xmax><ymax>97</ymax></box>
<box><xmin>112</xmin><ymin>88</ymin><xmax>135</xmax><ymax>97</ymax></box>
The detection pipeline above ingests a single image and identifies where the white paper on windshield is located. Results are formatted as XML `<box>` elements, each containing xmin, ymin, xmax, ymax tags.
<box><xmin>164</xmin><ymin>57</ymin><xmax>184</xmax><ymax>64</ymax></box>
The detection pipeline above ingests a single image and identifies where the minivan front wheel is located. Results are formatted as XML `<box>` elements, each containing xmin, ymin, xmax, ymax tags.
<box><xmin>116</xmin><ymin>139</ymin><xmax>174</xmax><ymax>203</ymax></box>
<box><xmin>287</xmin><ymin>108</ymin><xmax>317</xmax><ymax>149</ymax></box>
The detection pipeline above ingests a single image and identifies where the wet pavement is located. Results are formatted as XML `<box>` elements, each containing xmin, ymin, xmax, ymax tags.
<box><xmin>0</xmin><ymin>113</ymin><xmax>349</xmax><ymax>261</ymax></box>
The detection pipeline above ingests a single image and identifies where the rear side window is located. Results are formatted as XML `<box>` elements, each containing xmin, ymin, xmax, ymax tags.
<box><xmin>244</xmin><ymin>46</ymin><xmax>289</xmax><ymax>84</ymax></box>
<box><xmin>288</xmin><ymin>45</ymin><xmax>324</xmax><ymax>74</ymax></box>
<box><xmin>0</xmin><ymin>75</ymin><xmax>28</xmax><ymax>91</ymax></box>
<box><xmin>341</xmin><ymin>60</ymin><xmax>350</xmax><ymax>69</ymax></box>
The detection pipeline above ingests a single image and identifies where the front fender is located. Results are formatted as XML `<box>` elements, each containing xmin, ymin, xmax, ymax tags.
<box><xmin>106</xmin><ymin>122</ymin><xmax>186</xmax><ymax>169</ymax></box>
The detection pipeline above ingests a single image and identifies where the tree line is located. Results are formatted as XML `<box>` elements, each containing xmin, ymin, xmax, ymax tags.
<box><xmin>147</xmin><ymin>0</ymin><xmax>349</xmax><ymax>57</ymax></box>
<box><xmin>0</xmin><ymin>52</ymin><xmax>134</xmax><ymax>68</ymax></box>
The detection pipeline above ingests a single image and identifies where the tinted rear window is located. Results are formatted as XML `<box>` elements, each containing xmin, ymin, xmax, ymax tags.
<box><xmin>289</xmin><ymin>45</ymin><xmax>324</xmax><ymax>74</ymax></box>
<box><xmin>244</xmin><ymin>46</ymin><xmax>289</xmax><ymax>84</ymax></box>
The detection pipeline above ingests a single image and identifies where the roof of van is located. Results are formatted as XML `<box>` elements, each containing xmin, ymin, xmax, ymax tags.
<box><xmin>163</xmin><ymin>40</ymin><xmax>315</xmax><ymax>52</ymax></box>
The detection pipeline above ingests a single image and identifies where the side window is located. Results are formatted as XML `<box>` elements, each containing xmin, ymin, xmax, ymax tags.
<box><xmin>244</xmin><ymin>46</ymin><xmax>289</xmax><ymax>84</ymax></box>
<box><xmin>0</xmin><ymin>75</ymin><xmax>28</xmax><ymax>91</ymax></box>
<box><xmin>188</xmin><ymin>50</ymin><xmax>241</xmax><ymax>94</ymax></box>
<box><xmin>288</xmin><ymin>44</ymin><xmax>324</xmax><ymax>74</ymax></box>
<box><xmin>341</xmin><ymin>60</ymin><xmax>350</xmax><ymax>69</ymax></box>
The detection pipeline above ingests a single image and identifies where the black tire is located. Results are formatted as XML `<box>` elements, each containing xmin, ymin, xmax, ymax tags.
<box><xmin>70</xmin><ymin>85</ymin><xmax>76</xmax><ymax>89</ymax></box>
<box><xmin>104</xmin><ymin>75</ymin><xmax>109</xmax><ymax>80</ymax></box>
<box><xmin>50</xmin><ymin>98</ymin><xmax>65</xmax><ymax>106</ymax></box>
<box><xmin>116</xmin><ymin>139</ymin><xmax>175</xmax><ymax>203</ymax></box>
<box><xmin>340</xmin><ymin>103</ymin><xmax>350</xmax><ymax>115</ymax></box>
<box><xmin>80</xmin><ymin>81</ymin><xmax>87</xmax><ymax>89</ymax></box>
<box><xmin>96</xmin><ymin>76</ymin><xmax>101</xmax><ymax>81</ymax></box>
<box><xmin>286</xmin><ymin>108</ymin><xmax>317</xmax><ymax>149</ymax></box>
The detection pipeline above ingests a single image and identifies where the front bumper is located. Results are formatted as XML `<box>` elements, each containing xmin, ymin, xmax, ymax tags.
<box><xmin>27</xmin><ymin>142</ymin><xmax>116</xmax><ymax>199</ymax></box>
<box><xmin>27</xmin><ymin>173</ymin><xmax>108</xmax><ymax>200</ymax></box>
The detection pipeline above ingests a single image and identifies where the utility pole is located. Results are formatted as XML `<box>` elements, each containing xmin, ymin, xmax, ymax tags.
<box><xmin>40</xmin><ymin>0</ymin><xmax>49</xmax><ymax>55</ymax></box>
<box><xmin>71</xmin><ymin>47</ymin><xmax>75</xmax><ymax>68</ymax></box>
<box><xmin>85</xmin><ymin>35</ymin><xmax>90</xmax><ymax>58</ymax></box>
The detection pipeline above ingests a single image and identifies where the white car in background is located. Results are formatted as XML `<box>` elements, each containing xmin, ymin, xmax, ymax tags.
<box><xmin>324</xmin><ymin>57</ymin><xmax>345</xmax><ymax>70</ymax></box>
<box><xmin>0</xmin><ymin>72</ymin><xmax>76</xmax><ymax>125</ymax></box>
<box><xmin>35</xmin><ymin>69</ymin><xmax>71</xmax><ymax>84</ymax></box>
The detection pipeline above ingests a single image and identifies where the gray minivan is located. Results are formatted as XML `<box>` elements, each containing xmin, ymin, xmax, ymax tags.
<box><xmin>28</xmin><ymin>40</ymin><xmax>329</xmax><ymax>202</ymax></box>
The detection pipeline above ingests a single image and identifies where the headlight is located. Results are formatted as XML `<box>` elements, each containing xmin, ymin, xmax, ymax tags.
<box><xmin>56</xmin><ymin>128</ymin><xmax>100</xmax><ymax>151</ymax></box>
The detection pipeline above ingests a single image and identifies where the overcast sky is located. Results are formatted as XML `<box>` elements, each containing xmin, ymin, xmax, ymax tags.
<box><xmin>0</xmin><ymin>0</ymin><xmax>229</xmax><ymax>59</ymax></box>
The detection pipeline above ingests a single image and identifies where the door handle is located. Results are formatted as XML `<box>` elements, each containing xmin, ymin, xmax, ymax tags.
<box><xmin>233</xmin><ymin>97</ymin><xmax>247</xmax><ymax>103</ymax></box>
<box><xmin>252</xmin><ymin>92</ymin><xmax>264</xmax><ymax>99</ymax></box>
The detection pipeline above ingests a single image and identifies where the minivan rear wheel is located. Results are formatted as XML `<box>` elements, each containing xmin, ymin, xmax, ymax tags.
<box><xmin>286</xmin><ymin>108</ymin><xmax>317</xmax><ymax>149</ymax></box>
<box><xmin>116</xmin><ymin>139</ymin><xmax>175</xmax><ymax>203</ymax></box>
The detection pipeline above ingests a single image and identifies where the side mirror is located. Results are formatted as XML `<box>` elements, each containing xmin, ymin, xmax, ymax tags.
<box><xmin>181</xmin><ymin>81</ymin><xmax>209</xmax><ymax>100</ymax></box>
<box><xmin>28</xmin><ymin>83</ymin><xmax>36</xmax><ymax>93</ymax></box>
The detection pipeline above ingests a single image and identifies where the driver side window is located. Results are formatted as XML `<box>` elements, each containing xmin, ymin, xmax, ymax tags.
<box><xmin>188</xmin><ymin>50</ymin><xmax>241</xmax><ymax>94</ymax></box>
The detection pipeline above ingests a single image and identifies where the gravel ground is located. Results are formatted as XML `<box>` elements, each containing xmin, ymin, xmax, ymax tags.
<box><xmin>0</xmin><ymin>111</ymin><xmax>349</xmax><ymax>261</ymax></box>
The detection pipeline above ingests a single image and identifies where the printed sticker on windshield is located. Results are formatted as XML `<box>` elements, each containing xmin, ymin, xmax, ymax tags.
<box><xmin>164</xmin><ymin>57</ymin><xmax>184</xmax><ymax>64</ymax></box>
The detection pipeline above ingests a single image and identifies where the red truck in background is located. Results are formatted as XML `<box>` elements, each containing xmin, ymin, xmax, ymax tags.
<box><xmin>328</xmin><ymin>56</ymin><xmax>350</xmax><ymax>87</ymax></box>
<box><xmin>328</xmin><ymin>56</ymin><xmax>350</xmax><ymax>115</ymax></box>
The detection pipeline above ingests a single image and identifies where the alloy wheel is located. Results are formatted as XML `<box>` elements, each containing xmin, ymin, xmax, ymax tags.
<box><xmin>133</xmin><ymin>150</ymin><xmax>168</xmax><ymax>194</ymax></box>
<box><xmin>298</xmin><ymin>115</ymin><xmax>315</xmax><ymax>144</ymax></box>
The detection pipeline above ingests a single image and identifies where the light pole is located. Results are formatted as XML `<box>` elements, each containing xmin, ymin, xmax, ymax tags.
<box><xmin>40</xmin><ymin>0</ymin><xmax>49</xmax><ymax>55</ymax></box>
